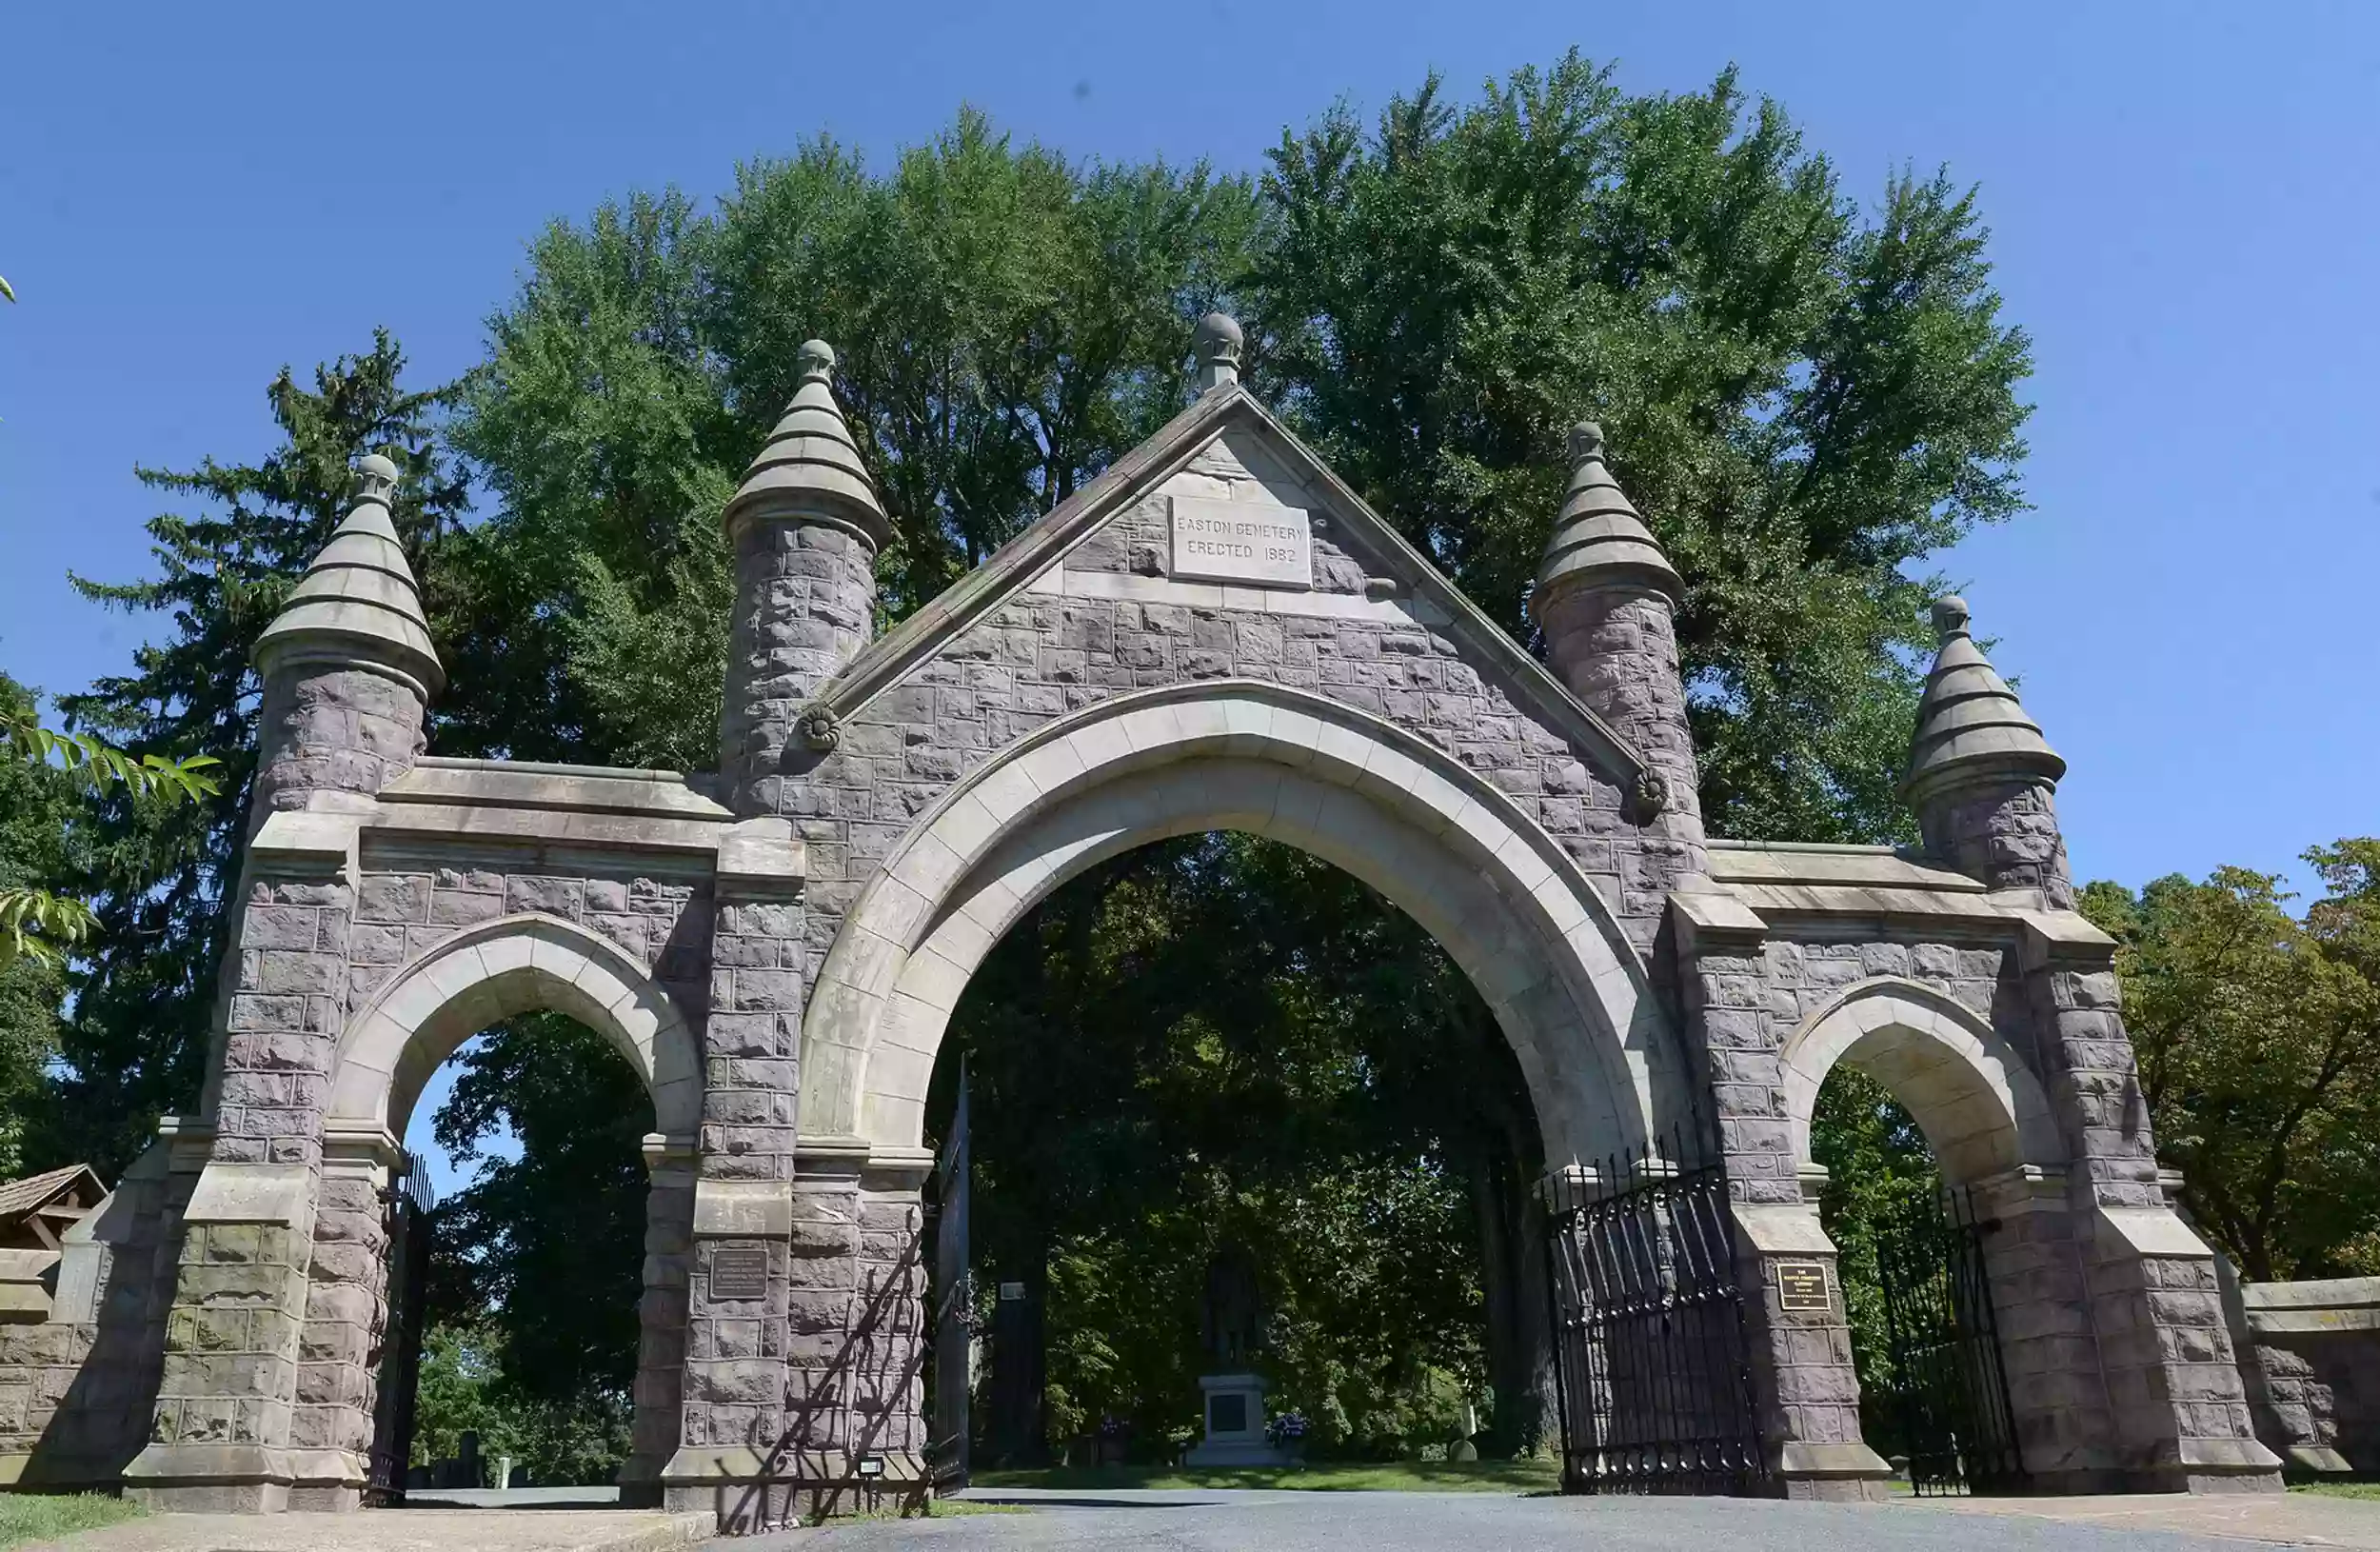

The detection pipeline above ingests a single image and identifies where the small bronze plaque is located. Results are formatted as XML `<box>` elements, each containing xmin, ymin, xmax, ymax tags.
<box><xmin>1775</xmin><ymin>1259</ymin><xmax>1831</xmax><ymax>1313</ymax></box>
<box><xmin>708</xmin><ymin>1245</ymin><xmax>770</xmax><ymax>1303</ymax></box>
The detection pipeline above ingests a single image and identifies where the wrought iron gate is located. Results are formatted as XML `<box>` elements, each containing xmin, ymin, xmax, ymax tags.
<box><xmin>1864</xmin><ymin>1189</ymin><xmax>2024</xmax><ymax>1496</ymax></box>
<box><xmin>1544</xmin><ymin>1140</ymin><xmax>1767</xmax><ymax>1494</ymax></box>
<box><xmin>925</xmin><ymin>1062</ymin><xmax>972</xmax><ymax>1490</ymax></box>
<box><xmin>366</xmin><ymin>1151</ymin><xmax>435</xmax><ymax>1504</ymax></box>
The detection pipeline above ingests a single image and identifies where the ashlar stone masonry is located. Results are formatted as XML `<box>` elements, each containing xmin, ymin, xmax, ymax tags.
<box><xmin>0</xmin><ymin>316</ymin><xmax>2279</xmax><ymax>1519</ymax></box>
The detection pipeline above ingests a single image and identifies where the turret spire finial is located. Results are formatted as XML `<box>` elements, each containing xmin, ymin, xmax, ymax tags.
<box><xmin>1195</xmin><ymin>312</ymin><xmax>1242</xmax><ymax>393</ymax></box>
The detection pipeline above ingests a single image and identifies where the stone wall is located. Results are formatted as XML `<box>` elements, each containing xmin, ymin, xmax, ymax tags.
<box><xmin>2231</xmin><ymin>1278</ymin><xmax>2380</xmax><ymax>1473</ymax></box>
<box><xmin>0</xmin><ymin>1144</ymin><xmax>186</xmax><ymax>1489</ymax></box>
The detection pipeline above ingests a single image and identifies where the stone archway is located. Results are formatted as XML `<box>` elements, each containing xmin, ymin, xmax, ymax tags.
<box><xmin>1778</xmin><ymin>977</ymin><xmax>2060</xmax><ymax>1186</ymax></box>
<box><xmin>318</xmin><ymin>912</ymin><xmax>704</xmax><ymax>1502</ymax></box>
<box><xmin>328</xmin><ymin>911</ymin><xmax>704</xmax><ymax>1144</ymax></box>
<box><xmin>799</xmin><ymin>679</ymin><xmax>1683</xmax><ymax>1176</ymax></box>
<box><xmin>1778</xmin><ymin>976</ymin><xmax>2072</xmax><ymax>1484</ymax></box>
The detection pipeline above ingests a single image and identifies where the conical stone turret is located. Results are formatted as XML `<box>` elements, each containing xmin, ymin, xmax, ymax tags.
<box><xmin>720</xmin><ymin>340</ymin><xmax>891</xmax><ymax>814</ymax></box>
<box><xmin>1533</xmin><ymin>423</ymin><xmax>1705</xmax><ymax>893</ymax></box>
<box><xmin>248</xmin><ymin>453</ymin><xmax>440</xmax><ymax>825</ymax></box>
<box><xmin>1902</xmin><ymin>596</ymin><xmax>2072</xmax><ymax>904</ymax></box>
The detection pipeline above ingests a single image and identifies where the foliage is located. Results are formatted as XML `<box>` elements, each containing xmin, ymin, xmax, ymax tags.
<box><xmin>40</xmin><ymin>332</ymin><xmax>464</xmax><ymax>1175</ymax></box>
<box><xmin>409</xmin><ymin>1320</ymin><xmax>633</xmax><ymax>1485</ymax></box>
<box><xmin>0</xmin><ymin>703</ymin><xmax>218</xmax><ymax>968</ymax></box>
<box><xmin>939</xmin><ymin>833</ymin><xmax>1529</xmax><ymax>1459</ymax></box>
<box><xmin>0</xmin><ymin>1490</ymin><xmax>143</xmax><ymax>1547</ymax></box>
<box><xmin>442</xmin><ymin>112</ymin><xmax>1256</xmax><ymax>767</ymax></box>
<box><xmin>1255</xmin><ymin>53</ymin><xmax>2031</xmax><ymax>844</ymax></box>
<box><xmin>1809</xmin><ymin>1065</ymin><xmax>1943</xmax><ymax>1407</ymax></box>
<box><xmin>426</xmin><ymin>1013</ymin><xmax>653</xmax><ymax>1417</ymax></box>
<box><xmin>2079</xmin><ymin>842</ymin><xmax>2380</xmax><ymax>1282</ymax></box>
<box><xmin>0</xmin><ymin>676</ymin><xmax>81</xmax><ymax>1178</ymax></box>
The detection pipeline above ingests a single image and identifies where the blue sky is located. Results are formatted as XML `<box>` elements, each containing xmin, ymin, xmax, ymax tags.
<box><xmin>4</xmin><ymin>2</ymin><xmax>2374</xmax><ymax>1190</ymax></box>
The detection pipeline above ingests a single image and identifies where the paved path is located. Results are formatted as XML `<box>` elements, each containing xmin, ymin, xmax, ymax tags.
<box><xmin>719</xmin><ymin>1488</ymin><xmax>2380</xmax><ymax>1552</ymax></box>
<box><xmin>30</xmin><ymin>1505</ymin><xmax>711</xmax><ymax>1552</ymax></box>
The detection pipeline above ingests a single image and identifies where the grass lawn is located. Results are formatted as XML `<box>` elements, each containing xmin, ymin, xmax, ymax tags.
<box><xmin>0</xmin><ymin>1493</ymin><xmax>143</xmax><ymax>1548</ymax></box>
<box><xmin>970</xmin><ymin>1458</ymin><xmax>1563</xmax><ymax>1494</ymax></box>
<box><xmin>2292</xmin><ymin>1480</ymin><xmax>2380</xmax><ymax>1500</ymax></box>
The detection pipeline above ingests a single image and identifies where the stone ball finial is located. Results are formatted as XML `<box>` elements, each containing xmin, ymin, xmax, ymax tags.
<box><xmin>1932</xmin><ymin>595</ymin><xmax>1972</xmax><ymax>641</ymax></box>
<box><xmin>1194</xmin><ymin>312</ymin><xmax>1242</xmax><ymax>391</ymax></box>
<box><xmin>1197</xmin><ymin>311</ymin><xmax>1243</xmax><ymax>361</ymax></box>
<box><xmin>798</xmin><ymin>339</ymin><xmax>836</xmax><ymax>376</ymax></box>
<box><xmin>1568</xmin><ymin>421</ymin><xmax>1606</xmax><ymax>464</ymax></box>
<box><xmin>354</xmin><ymin>451</ymin><xmax>399</xmax><ymax>503</ymax></box>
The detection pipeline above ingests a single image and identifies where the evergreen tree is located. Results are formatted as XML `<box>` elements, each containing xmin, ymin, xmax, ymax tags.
<box><xmin>0</xmin><ymin>674</ymin><xmax>80</xmax><ymax>1176</ymax></box>
<box><xmin>45</xmin><ymin>332</ymin><xmax>465</xmax><ymax>1174</ymax></box>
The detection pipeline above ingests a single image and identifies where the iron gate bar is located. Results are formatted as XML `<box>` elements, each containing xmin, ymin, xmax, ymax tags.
<box><xmin>366</xmin><ymin>1150</ymin><xmax>435</xmax><ymax>1504</ymax></box>
<box><xmin>926</xmin><ymin>1060</ymin><xmax>971</xmax><ymax>1490</ymax></box>
<box><xmin>1869</xmin><ymin>1186</ymin><xmax>2025</xmax><ymax>1497</ymax></box>
<box><xmin>1545</xmin><ymin>1129</ymin><xmax>1768</xmax><ymax>1495</ymax></box>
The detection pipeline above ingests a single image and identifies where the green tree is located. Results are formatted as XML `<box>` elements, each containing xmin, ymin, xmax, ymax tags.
<box><xmin>44</xmin><ymin>332</ymin><xmax>465</xmax><ymax>1174</ymax></box>
<box><xmin>1255</xmin><ymin>53</ymin><xmax>2032</xmax><ymax>843</ymax></box>
<box><xmin>425</xmin><ymin>1013</ymin><xmax>652</xmax><ymax>1425</ymax></box>
<box><xmin>1808</xmin><ymin>1065</ymin><xmax>1943</xmax><ymax>1433</ymax></box>
<box><xmin>0</xmin><ymin>675</ymin><xmax>83</xmax><ymax>1176</ymax></box>
<box><xmin>2080</xmin><ymin>844</ymin><xmax>2380</xmax><ymax>1282</ymax></box>
<box><xmin>938</xmin><ymin>834</ymin><xmax>1526</xmax><ymax>1458</ymax></box>
<box><xmin>441</xmin><ymin>112</ymin><xmax>1258</xmax><ymax>767</ymax></box>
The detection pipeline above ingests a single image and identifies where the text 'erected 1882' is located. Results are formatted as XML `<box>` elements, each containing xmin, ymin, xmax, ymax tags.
<box><xmin>1167</xmin><ymin>495</ymin><xmax>1314</xmax><ymax>588</ymax></box>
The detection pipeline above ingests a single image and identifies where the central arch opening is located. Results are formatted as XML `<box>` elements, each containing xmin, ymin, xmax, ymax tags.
<box><xmin>922</xmin><ymin>828</ymin><xmax>1562</xmax><ymax>1477</ymax></box>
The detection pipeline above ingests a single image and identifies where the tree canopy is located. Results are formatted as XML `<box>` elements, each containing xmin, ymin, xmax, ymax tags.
<box><xmin>2080</xmin><ymin>844</ymin><xmax>2380</xmax><ymax>1282</ymax></box>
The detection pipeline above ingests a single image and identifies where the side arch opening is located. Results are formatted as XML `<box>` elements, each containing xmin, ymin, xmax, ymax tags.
<box><xmin>1786</xmin><ymin>977</ymin><xmax>2065</xmax><ymax>1495</ymax></box>
<box><xmin>322</xmin><ymin>911</ymin><xmax>703</xmax><ymax>1502</ymax></box>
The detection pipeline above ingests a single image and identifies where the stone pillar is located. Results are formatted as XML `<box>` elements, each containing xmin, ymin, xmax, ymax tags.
<box><xmin>126</xmin><ymin>455</ymin><xmax>436</xmax><ymax>1511</ymax></box>
<box><xmin>623</xmin><ymin>1136</ymin><xmax>697</xmax><ymax>1505</ymax></box>
<box><xmin>718</xmin><ymin>340</ymin><xmax>892</xmax><ymax>818</ymax></box>
<box><xmin>774</xmin><ymin>1148</ymin><xmax>931</xmax><ymax>1522</ymax></box>
<box><xmin>1670</xmin><ymin>894</ymin><xmax>1892</xmax><ymax>1500</ymax></box>
<box><xmin>662</xmin><ymin>823</ymin><xmax>807</xmax><ymax>1527</ymax></box>
<box><xmin>1533</xmin><ymin>422</ymin><xmax>1708</xmax><ymax>905</ymax></box>
<box><xmin>125</xmin><ymin>814</ymin><xmax>364</xmax><ymax>1511</ymax></box>
<box><xmin>1965</xmin><ymin>1164</ymin><xmax>2120</xmax><ymax>1486</ymax></box>
<box><xmin>2019</xmin><ymin>914</ymin><xmax>2281</xmax><ymax>1491</ymax></box>
<box><xmin>290</xmin><ymin>1126</ymin><xmax>397</xmax><ymax>1511</ymax></box>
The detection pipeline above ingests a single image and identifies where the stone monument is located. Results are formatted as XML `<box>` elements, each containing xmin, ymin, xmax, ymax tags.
<box><xmin>1184</xmin><ymin>1248</ymin><xmax>1283</xmax><ymax>1467</ymax></box>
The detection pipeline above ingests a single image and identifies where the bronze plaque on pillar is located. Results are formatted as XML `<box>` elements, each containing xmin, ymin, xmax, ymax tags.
<box><xmin>708</xmin><ymin>1245</ymin><xmax>770</xmax><ymax>1303</ymax></box>
<box><xmin>1775</xmin><ymin>1259</ymin><xmax>1831</xmax><ymax>1312</ymax></box>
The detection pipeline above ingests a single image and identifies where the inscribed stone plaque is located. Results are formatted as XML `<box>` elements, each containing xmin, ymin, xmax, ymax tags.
<box><xmin>1208</xmin><ymin>1392</ymin><xmax>1248</xmax><ymax>1435</ymax></box>
<box><xmin>708</xmin><ymin>1245</ymin><xmax>769</xmax><ymax>1303</ymax></box>
<box><xmin>1775</xmin><ymin>1259</ymin><xmax>1831</xmax><ymax>1312</ymax></box>
<box><xmin>1168</xmin><ymin>496</ymin><xmax>1312</xmax><ymax>588</ymax></box>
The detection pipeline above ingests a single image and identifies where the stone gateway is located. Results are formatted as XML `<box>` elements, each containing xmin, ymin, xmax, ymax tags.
<box><xmin>0</xmin><ymin>316</ymin><xmax>2281</xmax><ymax>1522</ymax></box>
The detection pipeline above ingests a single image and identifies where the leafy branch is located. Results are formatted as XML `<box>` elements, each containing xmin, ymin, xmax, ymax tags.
<box><xmin>0</xmin><ymin>707</ymin><xmax>219</xmax><ymax>967</ymax></box>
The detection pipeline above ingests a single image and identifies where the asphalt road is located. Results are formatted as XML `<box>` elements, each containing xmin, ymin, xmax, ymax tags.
<box><xmin>725</xmin><ymin>1488</ymin><xmax>2295</xmax><ymax>1552</ymax></box>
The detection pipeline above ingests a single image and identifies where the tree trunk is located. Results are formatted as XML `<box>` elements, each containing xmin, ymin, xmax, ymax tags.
<box><xmin>1471</xmin><ymin>1142</ymin><xmax>1557</xmax><ymax>1458</ymax></box>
